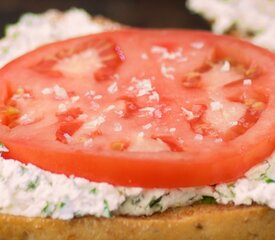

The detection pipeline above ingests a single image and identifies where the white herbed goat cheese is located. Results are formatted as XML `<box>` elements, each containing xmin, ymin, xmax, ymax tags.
<box><xmin>1</xmin><ymin>149</ymin><xmax>275</xmax><ymax>220</ymax></box>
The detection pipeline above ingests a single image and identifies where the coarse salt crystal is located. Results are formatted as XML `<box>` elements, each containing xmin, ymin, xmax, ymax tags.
<box><xmin>114</xmin><ymin>123</ymin><xmax>122</xmax><ymax>132</ymax></box>
<box><xmin>90</xmin><ymin>101</ymin><xmax>100</xmax><ymax>111</ymax></box>
<box><xmin>132</xmin><ymin>78</ymin><xmax>154</xmax><ymax>97</ymax></box>
<box><xmin>127</xmin><ymin>86</ymin><xmax>135</xmax><ymax>92</ymax></box>
<box><xmin>137</xmin><ymin>132</ymin><xmax>145</xmax><ymax>138</ymax></box>
<box><xmin>194</xmin><ymin>134</ymin><xmax>204</xmax><ymax>141</ymax></box>
<box><xmin>41</xmin><ymin>88</ymin><xmax>53</xmax><ymax>95</ymax></box>
<box><xmin>139</xmin><ymin>107</ymin><xmax>156</xmax><ymax>117</ymax></box>
<box><xmin>112</xmin><ymin>74</ymin><xmax>120</xmax><ymax>80</ymax></box>
<box><xmin>191</xmin><ymin>41</ymin><xmax>204</xmax><ymax>49</ymax></box>
<box><xmin>63</xmin><ymin>133</ymin><xmax>73</xmax><ymax>143</ymax></box>
<box><xmin>143</xmin><ymin>123</ymin><xmax>152</xmax><ymax>130</ymax></box>
<box><xmin>243</xmin><ymin>79</ymin><xmax>252</xmax><ymax>86</ymax></box>
<box><xmin>77</xmin><ymin>114</ymin><xmax>88</xmax><ymax>121</ymax></box>
<box><xmin>104</xmin><ymin>105</ymin><xmax>115</xmax><ymax>112</ymax></box>
<box><xmin>215</xmin><ymin>138</ymin><xmax>223</xmax><ymax>143</ymax></box>
<box><xmin>115</xmin><ymin>110</ymin><xmax>124</xmax><ymax>117</ymax></box>
<box><xmin>151</xmin><ymin>46</ymin><xmax>184</xmax><ymax>61</ymax></box>
<box><xmin>71</xmin><ymin>96</ymin><xmax>80</xmax><ymax>103</ymax></box>
<box><xmin>210</xmin><ymin>101</ymin><xmax>223</xmax><ymax>111</ymax></box>
<box><xmin>141</xmin><ymin>53</ymin><xmax>148</xmax><ymax>60</ymax></box>
<box><xmin>154</xmin><ymin>109</ymin><xmax>163</xmax><ymax>118</ymax></box>
<box><xmin>148</xmin><ymin>91</ymin><xmax>160</xmax><ymax>102</ymax></box>
<box><xmin>53</xmin><ymin>85</ymin><xmax>68</xmax><ymax>100</ymax></box>
<box><xmin>18</xmin><ymin>113</ymin><xmax>34</xmax><ymax>125</ymax></box>
<box><xmin>139</xmin><ymin>107</ymin><xmax>156</xmax><ymax>113</ymax></box>
<box><xmin>58</xmin><ymin>103</ymin><xmax>68</xmax><ymax>113</ymax></box>
<box><xmin>169</xmin><ymin>128</ymin><xmax>176</xmax><ymax>133</ymax></box>
<box><xmin>181</xmin><ymin>107</ymin><xmax>195</xmax><ymax>120</ymax></box>
<box><xmin>84</xmin><ymin>115</ymin><xmax>105</xmax><ymax>129</ymax></box>
<box><xmin>84</xmin><ymin>138</ymin><xmax>93</xmax><ymax>147</ymax></box>
<box><xmin>230</xmin><ymin>121</ymin><xmax>238</xmax><ymax>126</ymax></box>
<box><xmin>221</xmin><ymin>61</ymin><xmax>230</xmax><ymax>72</ymax></box>
<box><xmin>161</xmin><ymin>64</ymin><xmax>175</xmax><ymax>80</ymax></box>
<box><xmin>93</xmin><ymin>95</ymin><xmax>103</xmax><ymax>100</ymax></box>
<box><xmin>107</xmin><ymin>82</ymin><xmax>118</xmax><ymax>94</ymax></box>
<box><xmin>84</xmin><ymin>90</ymin><xmax>96</xmax><ymax>97</ymax></box>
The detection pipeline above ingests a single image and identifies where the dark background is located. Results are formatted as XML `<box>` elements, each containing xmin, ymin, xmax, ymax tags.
<box><xmin>0</xmin><ymin>0</ymin><xmax>209</xmax><ymax>37</ymax></box>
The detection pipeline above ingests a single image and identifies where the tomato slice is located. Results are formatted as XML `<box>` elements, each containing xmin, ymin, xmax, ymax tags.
<box><xmin>0</xmin><ymin>29</ymin><xmax>275</xmax><ymax>188</ymax></box>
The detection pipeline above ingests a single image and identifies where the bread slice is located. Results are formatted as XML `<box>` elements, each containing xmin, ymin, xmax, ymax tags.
<box><xmin>0</xmin><ymin>204</ymin><xmax>274</xmax><ymax>240</ymax></box>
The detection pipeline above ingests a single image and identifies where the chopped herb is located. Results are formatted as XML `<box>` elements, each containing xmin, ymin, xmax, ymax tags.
<box><xmin>4</xmin><ymin>25</ymin><xmax>11</xmax><ymax>36</ymax></box>
<box><xmin>26</xmin><ymin>177</ymin><xmax>40</xmax><ymax>191</ymax></box>
<box><xmin>131</xmin><ymin>197</ymin><xmax>141</xmax><ymax>205</ymax></box>
<box><xmin>258</xmin><ymin>165</ymin><xmax>274</xmax><ymax>183</ymax></box>
<box><xmin>226</xmin><ymin>184</ymin><xmax>236</xmax><ymax>198</ymax></box>
<box><xmin>90</xmin><ymin>187</ymin><xmax>97</xmax><ymax>194</ymax></box>
<box><xmin>265</xmin><ymin>177</ymin><xmax>275</xmax><ymax>184</ymax></box>
<box><xmin>41</xmin><ymin>202</ymin><xmax>55</xmax><ymax>217</ymax></box>
<box><xmin>1</xmin><ymin>47</ymin><xmax>9</xmax><ymax>55</ymax></box>
<box><xmin>200</xmin><ymin>196</ymin><xmax>217</xmax><ymax>204</ymax></box>
<box><xmin>149</xmin><ymin>196</ymin><xmax>163</xmax><ymax>209</ymax></box>
<box><xmin>103</xmin><ymin>199</ymin><xmax>112</xmax><ymax>218</ymax></box>
<box><xmin>57</xmin><ymin>202</ymin><xmax>66</xmax><ymax>209</ymax></box>
<box><xmin>12</xmin><ymin>32</ymin><xmax>19</xmax><ymax>39</ymax></box>
<box><xmin>246</xmin><ymin>29</ymin><xmax>264</xmax><ymax>38</ymax></box>
<box><xmin>19</xmin><ymin>166</ymin><xmax>27</xmax><ymax>175</ymax></box>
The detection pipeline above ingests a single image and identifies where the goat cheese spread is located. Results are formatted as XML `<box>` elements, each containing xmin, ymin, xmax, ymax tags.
<box><xmin>0</xmin><ymin>9</ymin><xmax>275</xmax><ymax>220</ymax></box>
<box><xmin>187</xmin><ymin>0</ymin><xmax>275</xmax><ymax>51</ymax></box>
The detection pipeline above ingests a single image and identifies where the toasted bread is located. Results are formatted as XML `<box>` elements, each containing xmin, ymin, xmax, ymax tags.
<box><xmin>0</xmin><ymin>204</ymin><xmax>274</xmax><ymax>240</ymax></box>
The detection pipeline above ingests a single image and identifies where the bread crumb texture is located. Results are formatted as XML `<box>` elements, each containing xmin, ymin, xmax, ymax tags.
<box><xmin>0</xmin><ymin>204</ymin><xmax>275</xmax><ymax>240</ymax></box>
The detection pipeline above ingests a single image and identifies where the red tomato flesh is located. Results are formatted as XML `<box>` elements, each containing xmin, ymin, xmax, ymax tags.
<box><xmin>0</xmin><ymin>29</ymin><xmax>275</xmax><ymax>188</ymax></box>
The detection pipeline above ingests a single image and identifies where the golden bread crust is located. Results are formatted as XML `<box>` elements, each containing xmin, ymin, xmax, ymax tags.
<box><xmin>0</xmin><ymin>204</ymin><xmax>275</xmax><ymax>240</ymax></box>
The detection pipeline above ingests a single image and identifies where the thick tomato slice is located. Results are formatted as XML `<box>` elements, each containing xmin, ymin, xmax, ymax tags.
<box><xmin>0</xmin><ymin>29</ymin><xmax>275</xmax><ymax>188</ymax></box>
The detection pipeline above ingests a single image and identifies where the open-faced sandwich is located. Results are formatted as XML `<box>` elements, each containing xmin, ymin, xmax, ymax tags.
<box><xmin>0</xmin><ymin>8</ymin><xmax>275</xmax><ymax>240</ymax></box>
